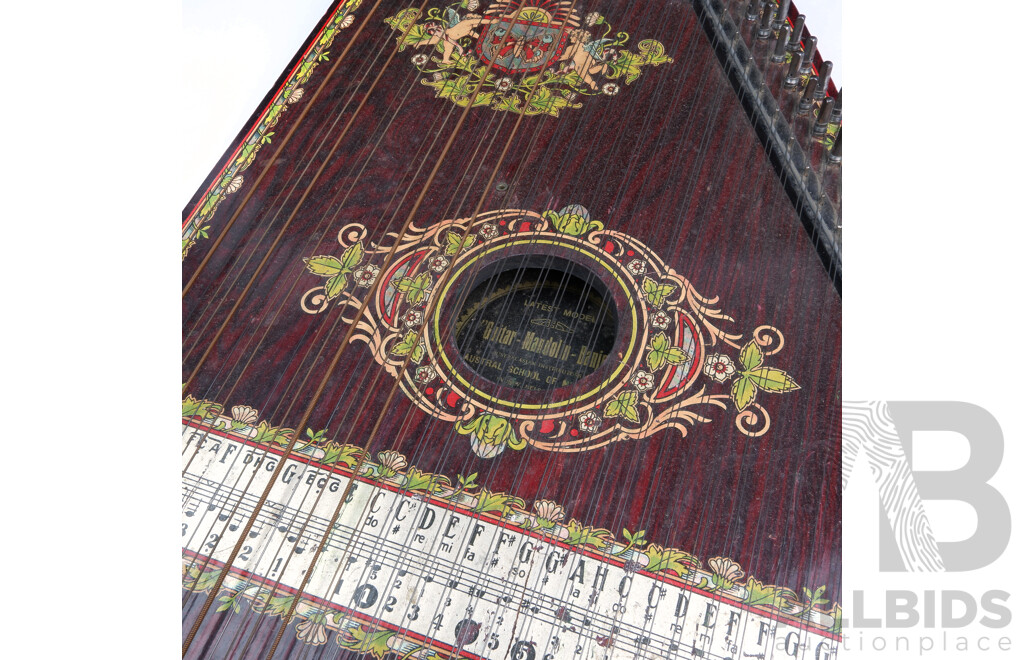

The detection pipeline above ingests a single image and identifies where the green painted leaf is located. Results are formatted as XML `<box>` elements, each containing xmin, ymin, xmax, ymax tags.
<box><xmin>324</xmin><ymin>273</ymin><xmax>348</xmax><ymax>300</ymax></box>
<box><xmin>605</xmin><ymin>391</ymin><xmax>639</xmax><ymax>423</ymax></box>
<box><xmin>747</xmin><ymin>367</ymin><xmax>800</xmax><ymax>393</ymax></box>
<box><xmin>665</xmin><ymin>347</ymin><xmax>690</xmax><ymax>365</ymax></box>
<box><xmin>564</xmin><ymin>519</ymin><xmax>613</xmax><ymax>549</ymax></box>
<box><xmin>731</xmin><ymin>375</ymin><xmax>757</xmax><ymax>411</ymax></box>
<box><xmin>641</xmin><ymin>277</ymin><xmax>675</xmax><ymax>306</ymax></box>
<box><xmin>340</xmin><ymin>240</ymin><xmax>364</xmax><ymax>269</ymax></box>
<box><xmin>647</xmin><ymin>331</ymin><xmax>671</xmax><ymax>371</ymax></box>
<box><xmin>738</xmin><ymin>340</ymin><xmax>763</xmax><ymax>370</ymax></box>
<box><xmin>305</xmin><ymin>255</ymin><xmax>343</xmax><ymax>276</ymax></box>
<box><xmin>444</xmin><ymin>231</ymin><xmax>463</xmax><ymax>256</ymax></box>
<box><xmin>182</xmin><ymin>396</ymin><xmax>222</xmax><ymax>419</ymax></box>
<box><xmin>743</xmin><ymin>578</ymin><xmax>788</xmax><ymax>607</ymax></box>
<box><xmin>392</xmin><ymin>331</ymin><xmax>419</xmax><ymax>356</ymax></box>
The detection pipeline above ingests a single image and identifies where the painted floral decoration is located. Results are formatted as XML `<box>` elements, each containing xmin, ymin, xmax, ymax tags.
<box><xmin>377</xmin><ymin>450</ymin><xmax>408</xmax><ymax>477</ymax></box>
<box><xmin>533</xmin><ymin>499</ymin><xmax>565</xmax><ymax>527</ymax></box>
<box><xmin>650</xmin><ymin>309</ymin><xmax>671</xmax><ymax>329</ymax></box>
<box><xmin>295</xmin><ymin>613</ymin><xmax>329</xmax><ymax>645</ymax></box>
<box><xmin>415</xmin><ymin>365</ymin><xmax>436</xmax><ymax>384</ymax></box>
<box><xmin>578</xmin><ymin>409</ymin><xmax>601</xmax><ymax>434</ymax></box>
<box><xmin>353</xmin><ymin>264</ymin><xmax>379</xmax><ymax>287</ymax></box>
<box><xmin>626</xmin><ymin>258</ymin><xmax>646</xmax><ymax>276</ymax></box>
<box><xmin>455</xmin><ymin>413</ymin><xmax>526</xmax><ymax>459</ymax></box>
<box><xmin>630</xmin><ymin>370</ymin><xmax>655</xmax><ymax>392</ymax></box>
<box><xmin>478</xmin><ymin>223</ymin><xmax>499</xmax><ymax>240</ymax></box>
<box><xmin>704</xmin><ymin>354</ymin><xmax>736</xmax><ymax>383</ymax></box>
<box><xmin>708</xmin><ymin>556</ymin><xmax>745</xmax><ymax>590</ymax></box>
<box><xmin>427</xmin><ymin>255</ymin><xmax>450</xmax><ymax>273</ymax></box>
<box><xmin>230</xmin><ymin>405</ymin><xmax>259</xmax><ymax>427</ymax></box>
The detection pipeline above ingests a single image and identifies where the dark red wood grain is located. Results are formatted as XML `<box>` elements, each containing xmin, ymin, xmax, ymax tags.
<box><xmin>183</xmin><ymin>1</ymin><xmax>841</xmax><ymax>654</ymax></box>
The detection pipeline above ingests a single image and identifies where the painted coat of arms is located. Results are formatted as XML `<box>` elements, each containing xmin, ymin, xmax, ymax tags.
<box><xmin>385</xmin><ymin>0</ymin><xmax>673</xmax><ymax>116</ymax></box>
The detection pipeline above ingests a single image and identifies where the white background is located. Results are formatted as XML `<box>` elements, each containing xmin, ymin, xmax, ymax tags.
<box><xmin>1</xmin><ymin>1</ymin><xmax>1019</xmax><ymax>658</ymax></box>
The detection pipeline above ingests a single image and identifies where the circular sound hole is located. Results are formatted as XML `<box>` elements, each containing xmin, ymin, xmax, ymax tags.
<box><xmin>455</xmin><ymin>263</ymin><xmax>618</xmax><ymax>391</ymax></box>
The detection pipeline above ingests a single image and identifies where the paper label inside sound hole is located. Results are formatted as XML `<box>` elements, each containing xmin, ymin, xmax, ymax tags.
<box><xmin>455</xmin><ymin>267</ymin><xmax>618</xmax><ymax>391</ymax></box>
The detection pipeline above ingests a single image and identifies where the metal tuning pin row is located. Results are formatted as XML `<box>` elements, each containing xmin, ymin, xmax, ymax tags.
<box><xmin>719</xmin><ymin>0</ymin><xmax>842</xmax><ymax>250</ymax></box>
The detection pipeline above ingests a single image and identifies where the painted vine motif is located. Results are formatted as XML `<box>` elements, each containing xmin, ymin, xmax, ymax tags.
<box><xmin>182</xmin><ymin>398</ymin><xmax>841</xmax><ymax>657</ymax></box>
<box><xmin>182</xmin><ymin>0</ymin><xmax>364</xmax><ymax>259</ymax></box>
<box><xmin>384</xmin><ymin>1</ymin><xmax>672</xmax><ymax>117</ymax></box>
<box><xmin>298</xmin><ymin>205</ymin><xmax>800</xmax><ymax>462</ymax></box>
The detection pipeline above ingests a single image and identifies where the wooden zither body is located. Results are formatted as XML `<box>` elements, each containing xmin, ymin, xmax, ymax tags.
<box><xmin>182</xmin><ymin>1</ymin><xmax>842</xmax><ymax>658</ymax></box>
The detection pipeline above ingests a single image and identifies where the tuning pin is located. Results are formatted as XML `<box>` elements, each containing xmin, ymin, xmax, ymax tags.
<box><xmin>784</xmin><ymin>50</ymin><xmax>802</xmax><ymax>88</ymax></box>
<box><xmin>813</xmin><ymin>97</ymin><xmax>835</xmax><ymax>134</ymax></box>
<box><xmin>831</xmin><ymin>88</ymin><xmax>843</xmax><ymax>123</ymax></box>
<box><xmin>798</xmin><ymin>77</ymin><xmax>818</xmax><ymax>113</ymax></box>
<box><xmin>774</xmin><ymin>0</ymin><xmax>792</xmax><ymax>29</ymax></box>
<box><xmin>799</xmin><ymin>35</ymin><xmax>817</xmax><ymax>72</ymax></box>
<box><xmin>758</xmin><ymin>3</ymin><xmax>777</xmax><ymax>39</ymax></box>
<box><xmin>787</xmin><ymin>15</ymin><xmax>805</xmax><ymax>50</ymax></box>
<box><xmin>772</xmin><ymin>26</ymin><xmax>791</xmax><ymax>62</ymax></box>
<box><xmin>828</xmin><ymin>128</ymin><xmax>842</xmax><ymax>164</ymax></box>
<box><xmin>746</xmin><ymin>0</ymin><xmax>761</xmax><ymax>21</ymax></box>
<box><xmin>814</xmin><ymin>61</ymin><xmax>833</xmax><ymax>99</ymax></box>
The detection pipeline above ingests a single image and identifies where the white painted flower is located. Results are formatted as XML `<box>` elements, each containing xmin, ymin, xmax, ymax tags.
<box><xmin>478</xmin><ymin>223</ymin><xmax>499</xmax><ymax>240</ymax></box>
<box><xmin>226</xmin><ymin>175</ymin><xmax>244</xmax><ymax>194</ymax></box>
<box><xmin>230</xmin><ymin>405</ymin><xmax>259</xmax><ymax>426</ymax></box>
<box><xmin>433</xmin><ymin>71</ymin><xmax>445</xmax><ymax>81</ymax></box>
<box><xmin>415</xmin><ymin>365</ymin><xmax>436</xmax><ymax>384</ymax></box>
<box><xmin>584</xmin><ymin>12</ymin><xmax>602</xmax><ymax>26</ymax></box>
<box><xmin>411</xmin><ymin>53</ymin><xmax>429</xmax><ymax>67</ymax></box>
<box><xmin>427</xmin><ymin>255</ymin><xmax>450</xmax><ymax>273</ymax></box>
<box><xmin>708</xmin><ymin>556</ymin><xmax>745</xmax><ymax>583</ymax></box>
<box><xmin>626</xmin><ymin>258</ymin><xmax>646</xmax><ymax>277</ymax></box>
<box><xmin>287</xmin><ymin>88</ymin><xmax>304</xmax><ymax>104</ymax></box>
<box><xmin>578</xmin><ymin>410</ymin><xmax>601</xmax><ymax>434</ymax></box>
<box><xmin>650</xmin><ymin>309</ymin><xmax>671</xmax><ymax>329</ymax></box>
<box><xmin>703</xmin><ymin>354</ymin><xmax>736</xmax><ymax>383</ymax></box>
<box><xmin>295</xmin><ymin>616</ymin><xmax>329</xmax><ymax>645</ymax></box>
<box><xmin>353</xmin><ymin>264</ymin><xmax>379</xmax><ymax>287</ymax></box>
<box><xmin>403</xmin><ymin>309</ymin><xmax>423</xmax><ymax>327</ymax></box>
<box><xmin>533</xmin><ymin>499</ymin><xmax>565</xmax><ymax>524</ymax></box>
<box><xmin>602</xmin><ymin>82</ymin><xmax>620</xmax><ymax>96</ymax></box>
<box><xmin>377</xmin><ymin>450</ymin><xmax>408</xmax><ymax>476</ymax></box>
<box><xmin>340</xmin><ymin>14</ymin><xmax>355</xmax><ymax>29</ymax></box>
<box><xmin>630</xmin><ymin>370</ymin><xmax>655</xmax><ymax>392</ymax></box>
<box><xmin>495</xmin><ymin>77</ymin><xmax>514</xmax><ymax>92</ymax></box>
<box><xmin>466</xmin><ymin>0</ymin><xmax>480</xmax><ymax>11</ymax></box>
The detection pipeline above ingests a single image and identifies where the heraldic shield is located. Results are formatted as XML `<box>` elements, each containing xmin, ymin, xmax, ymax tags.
<box><xmin>475</xmin><ymin>5</ymin><xmax>571</xmax><ymax>74</ymax></box>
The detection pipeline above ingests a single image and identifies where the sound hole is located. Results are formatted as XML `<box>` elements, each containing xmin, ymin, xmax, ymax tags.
<box><xmin>455</xmin><ymin>263</ymin><xmax>618</xmax><ymax>391</ymax></box>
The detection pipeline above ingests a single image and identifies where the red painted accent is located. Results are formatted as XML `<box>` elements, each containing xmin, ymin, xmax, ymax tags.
<box><xmin>603</xmin><ymin>241</ymin><xmax>614</xmax><ymax>253</ymax></box>
<box><xmin>627</xmin><ymin>250</ymin><xmax>635</xmax><ymax>256</ymax></box>
<box><xmin>519</xmin><ymin>221</ymin><xmax>531</xmax><ymax>231</ymax></box>
<box><xmin>655</xmin><ymin>312</ymin><xmax>704</xmax><ymax>400</ymax></box>
<box><xmin>569</xmin><ymin>429</ymin><xmax>579</xmax><ymax>437</ymax></box>
<box><xmin>379</xmin><ymin>250</ymin><xmax>427</xmax><ymax>325</ymax></box>
<box><xmin>425</xmin><ymin>387</ymin><xmax>434</xmax><ymax>395</ymax></box>
<box><xmin>446</xmin><ymin>391</ymin><xmax>461</xmax><ymax>408</ymax></box>
<box><xmin>539</xmin><ymin>419</ymin><xmax>555</xmax><ymax>434</ymax></box>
